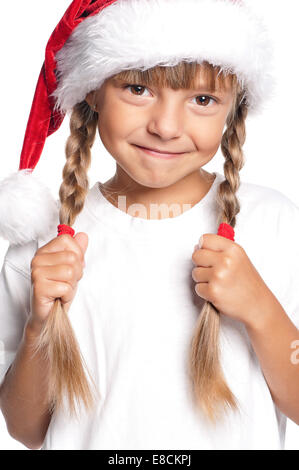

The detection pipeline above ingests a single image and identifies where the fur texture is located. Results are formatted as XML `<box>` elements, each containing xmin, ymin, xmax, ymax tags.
<box><xmin>0</xmin><ymin>170</ymin><xmax>59</xmax><ymax>245</ymax></box>
<box><xmin>52</xmin><ymin>0</ymin><xmax>276</xmax><ymax>116</ymax></box>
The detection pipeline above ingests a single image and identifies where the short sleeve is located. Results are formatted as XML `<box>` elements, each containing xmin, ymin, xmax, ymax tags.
<box><xmin>0</xmin><ymin>246</ymin><xmax>34</xmax><ymax>386</ymax></box>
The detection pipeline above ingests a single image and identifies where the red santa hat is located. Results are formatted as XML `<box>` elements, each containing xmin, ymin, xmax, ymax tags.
<box><xmin>0</xmin><ymin>0</ymin><xmax>275</xmax><ymax>245</ymax></box>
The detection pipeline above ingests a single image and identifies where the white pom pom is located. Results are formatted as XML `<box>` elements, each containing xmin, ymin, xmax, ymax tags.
<box><xmin>0</xmin><ymin>169</ymin><xmax>59</xmax><ymax>246</ymax></box>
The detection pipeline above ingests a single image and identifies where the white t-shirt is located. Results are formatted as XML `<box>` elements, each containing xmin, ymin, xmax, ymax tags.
<box><xmin>0</xmin><ymin>171</ymin><xmax>299</xmax><ymax>450</ymax></box>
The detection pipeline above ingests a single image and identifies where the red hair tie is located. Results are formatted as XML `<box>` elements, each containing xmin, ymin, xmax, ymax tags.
<box><xmin>217</xmin><ymin>222</ymin><xmax>235</xmax><ymax>241</ymax></box>
<box><xmin>57</xmin><ymin>224</ymin><xmax>75</xmax><ymax>237</ymax></box>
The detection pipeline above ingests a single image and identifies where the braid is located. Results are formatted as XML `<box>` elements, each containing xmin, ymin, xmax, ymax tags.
<box><xmin>217</xmin><ymin>99</ymin><xmax>248</xmax><ymax>227</ymax></box>
<box><xmin>32</xmin><ymin>101</ymin><xmax>99</xmax><ymax>417</ymax></box>
<box><xmin>189</xmin><ymin>94</ymin><xmax>249</xmax><ymax>424</ymax></box>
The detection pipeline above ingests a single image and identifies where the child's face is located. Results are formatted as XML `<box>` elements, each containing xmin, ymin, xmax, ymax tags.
<box><xmin>87</xmin><ymin>74</ymin><xmax>235</xmax><ymax>188</ymax></box>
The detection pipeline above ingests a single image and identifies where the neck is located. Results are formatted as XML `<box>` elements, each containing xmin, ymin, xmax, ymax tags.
<box><xmin>99</xmin><ymin>166</ymin><xmax>216</xmax><ymax>220</ymax></box>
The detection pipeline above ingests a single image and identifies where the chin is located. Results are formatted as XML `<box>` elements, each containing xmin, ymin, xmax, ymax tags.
<box><xmin>134</xmin><ymin>171</ymin><xmax>182</xmax><ymax>189</ymax></box>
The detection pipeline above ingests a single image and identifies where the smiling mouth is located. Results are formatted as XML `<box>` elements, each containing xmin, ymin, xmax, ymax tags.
<box><xmin>133</xmin><ymin>144</ymin><xmax>186</xmax><ymax>159</ymax></box>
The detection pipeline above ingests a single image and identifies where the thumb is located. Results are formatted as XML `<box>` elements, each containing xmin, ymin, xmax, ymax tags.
<box><xmin>73</xmin><ymin>232</ymin><xmax>89</xmax><ymax>257</ymax></box>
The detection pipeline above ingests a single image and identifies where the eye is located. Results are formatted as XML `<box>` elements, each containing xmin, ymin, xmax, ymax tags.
<box><xmin>123</xmin><ymin>84</ymin><xmax>217</xmax><ymax>108</ymax></box>
<box><xmin>192</xmin><ymin>95</ymin><xmax>217</xmax><ymax>107</ymax></box>
<box><xmin>123</xmin><ymin>84</ymin><xmax>150</xmax><ymax>97</ymax></box>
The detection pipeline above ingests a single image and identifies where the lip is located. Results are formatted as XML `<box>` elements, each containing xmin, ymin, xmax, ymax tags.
<box><xmin>134</xmin><ymin>145</ymin><xmax>185</xmax><ymax>159</ymax></box>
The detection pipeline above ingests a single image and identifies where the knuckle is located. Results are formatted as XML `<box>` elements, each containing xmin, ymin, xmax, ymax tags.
<box><xmin>222</xmin><ymin>254</ymin><xmax>231</xmax><ymax>268</ymax></box>
<box><xmin>214</xmin><ymin>268</ymin><xmax>225</xmax><ymax>281</ymax></box>
<box><xmin>65</xmin><ymin>251</ymin><xmax>77</xmax><ymax>265</ymax></box>
<box><xmin>61</xmin><ymin>282</ymin><xmax>72</xmax><ymax>295</ymax></box>
<box><xmin>63</xmin><ymin>265</ymin><xmax>75</xmax><ymax>279</ymax></box>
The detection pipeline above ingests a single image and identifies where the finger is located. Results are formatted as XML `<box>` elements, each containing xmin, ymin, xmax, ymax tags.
<box><xmin>46</xmin><ymin>264</ymin><xmax>83</xmax><ymax>285</ymax></box>
<box><xmin>191</xmin><ymin>266</ymin><xmax>211</xmax><ymax>283</ymax></box>
<box><xmin>192</xmin><ymin>248</ymin><xmax>218</xmax><ymax>267</ymax></box>
<box><xmin>194</xmin><ymin>282</ymin><xmax>210</xmax><ymax>301</ymax></box>
<box><xmin>37</xmin><ymin>234</ymin><xmax>85</xmax><ymax>264</ymax></box>
<box><xmin>41</xmin><ymin>278</ymin><xmax>77</xmax><ymax>305</ymax></box>
<box><xmin>32</xmin><ymin>264</ymin><xmax>81</xmax><ymax>289</ymax></box>
<box><xmin>199</xmin><ymin>233</ymin><xmax>235</xmax><ymax>252</ymax></box>
<box><xmin>32</xmin><ymin>250</ymin><xmax>84</xmax><ymax>269</ymax></box>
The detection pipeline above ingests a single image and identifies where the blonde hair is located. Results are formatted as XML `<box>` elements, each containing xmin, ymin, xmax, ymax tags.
<box><xmin>34</xmin><ymin>61</ymin><xmax>248</xmax><ymax>421</ymax></box>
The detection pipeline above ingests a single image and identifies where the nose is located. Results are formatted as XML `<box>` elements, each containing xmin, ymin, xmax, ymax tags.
<box><xmin>146</xmin><ymin>100</ymin><xmax>184</xmax><ymax>141</ymax></box>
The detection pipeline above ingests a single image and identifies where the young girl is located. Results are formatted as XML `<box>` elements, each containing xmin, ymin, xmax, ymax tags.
<box><xmin>0</xmin><ymin>0</ymin><xmax>299</xmax><ymax>450</ymax></box>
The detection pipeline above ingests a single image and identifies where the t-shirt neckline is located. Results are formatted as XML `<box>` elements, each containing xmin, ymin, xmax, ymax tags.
<box><xmin>85</xmin><ymin>171</ymin><xmax>223</xmax><ymax>237</ymax></box>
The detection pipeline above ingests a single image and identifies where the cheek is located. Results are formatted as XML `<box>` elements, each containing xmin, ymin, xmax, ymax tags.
<box><xmin>192</xmin><ymin>120</ymin><xmax>224</xmax><ymax>153</ymax></box>
<box><xmin>99</xmin><ymin>106</ymin><xmax>119</xmax><ymax>134</ymax></box>
<box><xmin>98</xmin><ymin>101</ymin><xmax>139</xmax><ymax>144</ymax></box>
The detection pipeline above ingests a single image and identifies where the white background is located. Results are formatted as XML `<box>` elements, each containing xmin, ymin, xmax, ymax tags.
<box><xmin>0</xmin><ymin>0</ymin><xmax>298</xmax><ymax>449</ymax></box>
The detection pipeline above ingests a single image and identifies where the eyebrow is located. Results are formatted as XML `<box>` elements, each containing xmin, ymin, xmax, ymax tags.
<box><xmin>111</xmin><ymin>77</ymin><xmax>127</xmax><ymax>85</ymax></box>
<box><xmin>190</xmin><ymin>86</ymin><xmax>227</xmax><ymax>95</ymax></box>
<box><xmin>190</xmin><ymin>81</ymin><xmax>231</xmax><ymax>94</ymax></box>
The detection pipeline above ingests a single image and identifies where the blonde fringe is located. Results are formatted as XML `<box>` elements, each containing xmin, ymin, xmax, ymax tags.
<box><xmin>32</xmin><ymin>62</ymin><xmax>249</xmax><ymax>422</ymax></box>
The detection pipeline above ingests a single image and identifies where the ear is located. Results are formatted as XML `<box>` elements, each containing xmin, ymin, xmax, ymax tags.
<box><xmin>85</xmin><ymin>91</ymin><xmax>96</xmax><ymax>107</ymax></box>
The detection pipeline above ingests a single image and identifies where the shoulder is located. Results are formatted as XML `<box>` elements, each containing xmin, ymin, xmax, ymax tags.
<box><xmin>238</xmin><ymin>177</ymin><xmax>295</xmax><ymax>204</ymax></box>
<box><xmin>215</xmin><ymin>172</ymin><xmax>299</xmax><ymax>223</ymax></box>
<box><xmin>3</xmin><ymin>221</ymin><xmax>58</xmax><ymax>279</ymax></box>
<box><xmin>235</xmin><ymin>177</ymin><xmax>299</xmax><ymax>227</ymax></box>
<box><xmin>214</xmin><ymin>174</ymin><xmax>299</xmax><ymax>260</ymax></box>
<box><xmin>230</xmin><ymin>178</ymin><xmax>299</xmax><ymax>298</ymax></box>
<box><xmin>3</xmin><ymin>240</ymin><xmax>39</xmax><ymax>279</ymax></box>
<box><xmin>233</xmin><ymin>179</ymin><xmax>299</xmax><ymax>330</ymax></box>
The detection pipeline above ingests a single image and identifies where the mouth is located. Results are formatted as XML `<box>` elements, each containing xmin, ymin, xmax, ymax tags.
<box><xmin>133</xmin><ymin>144</ymin><xmax>186</xmax><ymax>159</ymax></box>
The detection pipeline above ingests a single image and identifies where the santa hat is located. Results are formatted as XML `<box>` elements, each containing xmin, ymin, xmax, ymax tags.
<box><xmin>0</xmin><ymin>0</ymin><xmax>275</xmax><ymax>245</ymax></box>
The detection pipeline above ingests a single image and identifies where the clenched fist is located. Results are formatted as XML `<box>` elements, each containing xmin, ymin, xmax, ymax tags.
<box><xmin>27</xmin><ymin>232</ymin><xmax>88</xmax><ymax>333</ymax></box>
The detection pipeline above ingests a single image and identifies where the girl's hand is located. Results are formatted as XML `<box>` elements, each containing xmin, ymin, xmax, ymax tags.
<box><xmin>191</xmin><ymin>234</ymin><xmax>274</xmax><ymax>327</ymax></box>
<box><xmin>27</xmin><ymin>232</ymin><xmax>88</xmax><ymax>334</ymax></box>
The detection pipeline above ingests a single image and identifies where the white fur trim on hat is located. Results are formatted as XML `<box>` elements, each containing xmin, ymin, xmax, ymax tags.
<box><xmin>52</xmin><ymin>0</ymin><xmax>276</xmax><ymax>116</ymax></box>
<box><xmin>0</xmin><ymin>170</ymin><xmax>59</xmax><ymax>246</ymax></box>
